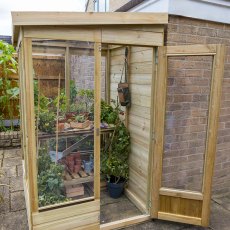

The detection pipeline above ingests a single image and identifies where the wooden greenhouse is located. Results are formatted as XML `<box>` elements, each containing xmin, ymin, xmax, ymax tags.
<box><xmin>12</xmin><ymin>12</ymin><xmax>225</xmax><ymax>230</ymax></box>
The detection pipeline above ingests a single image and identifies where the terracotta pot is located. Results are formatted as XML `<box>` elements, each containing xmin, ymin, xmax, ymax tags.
<box><xmin>72</xmin><ymin>151</ymin><xmax>81</xmax><ymax>161</ymax></box>
<box><xmin>66</xmin><ymin>155</ymin><xmax>74</xmax><ymax>162</ymax></box>
<box><xmin>57</xmin><ymin>123</ymin><xmax>65</xmax><ymax>131</ymax></box>
<box><xmin>65</xmin><ymin>112</ymin><xmax>76</xmax><ymax>120</ymax></box>
<box><xmin>75</xmin><ymin>159</ymin><xmax>82</xmax><ymax>166</ymax></box>
<box><xmin>74</xmin><ymin>164</ymin><xmax>81</xmax><ymax>173</ymax></box>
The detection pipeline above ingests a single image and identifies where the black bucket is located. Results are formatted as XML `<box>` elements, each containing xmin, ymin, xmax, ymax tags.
<box><xmin>107</xmin><ymin>181</ymin><xmax>125</xmax><ymax>199</ymax></box>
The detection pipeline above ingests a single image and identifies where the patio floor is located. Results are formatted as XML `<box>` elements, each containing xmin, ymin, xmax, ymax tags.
<box><xmin>0</xmin><ymin>148</ymin><xmax>230</xmax><ymax>230</ymax></box>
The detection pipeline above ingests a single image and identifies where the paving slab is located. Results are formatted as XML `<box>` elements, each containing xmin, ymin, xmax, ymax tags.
<box><xmin>0</xmin><ymin>210</ymin><xmax>28</xmax><ymax>230</ymax></box>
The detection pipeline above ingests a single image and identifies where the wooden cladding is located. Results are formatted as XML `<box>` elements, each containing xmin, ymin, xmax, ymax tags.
<box><xmin>159</xmin><ymin>195</ymin><xmax>202</xmax><ymax>218</ymax></box>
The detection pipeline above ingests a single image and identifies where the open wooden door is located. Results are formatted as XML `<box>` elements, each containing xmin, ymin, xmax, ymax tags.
<box><xmin>151</xmin><ymin>44</ymin><xmax>225</xmax><ymax>227</ymax></box>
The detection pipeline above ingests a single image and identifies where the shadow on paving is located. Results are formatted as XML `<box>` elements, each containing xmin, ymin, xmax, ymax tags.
<box><xmin>1</xmin><ymin>148</ymin><xmax>230</xmax><ymax>230</ymax></box>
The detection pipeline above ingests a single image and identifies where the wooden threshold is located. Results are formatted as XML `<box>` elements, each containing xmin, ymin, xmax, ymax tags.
<box><xmin>100</xmin><ymin>214</ymin><xmax>151</xmax><ymax>230</ymax></box>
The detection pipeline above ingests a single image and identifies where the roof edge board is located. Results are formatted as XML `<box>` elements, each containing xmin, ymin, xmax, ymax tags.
<box><xmin>129</xmin><ymin>0</ymin><xmax>230</xmax><ymax>24</ymax></box>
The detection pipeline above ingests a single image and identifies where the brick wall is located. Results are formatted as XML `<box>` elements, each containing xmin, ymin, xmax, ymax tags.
<box><xmin>164</xmin><ymin>15</ymin><xmax>230</xmax><ymax>194</ymax></box>
<box><xmin>70</xmin><ymin>55</ymin><xmax>106</xmax><ymax>99</ymax></box>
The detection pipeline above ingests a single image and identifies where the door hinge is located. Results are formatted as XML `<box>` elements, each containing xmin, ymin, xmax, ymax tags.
<box><xmin>155</xmin><ymin>48</ymin><xmax>158</xmax><ymax>64</ymax></box>
<box><xmin>148</xmin><ymin>198</ymin><xmax>152</xmax><ymax>209</ymax></box>
<box><xmin>152</xmin><ymin>132</ymin><xmax>156</xmax><ymax>141</ymax></box>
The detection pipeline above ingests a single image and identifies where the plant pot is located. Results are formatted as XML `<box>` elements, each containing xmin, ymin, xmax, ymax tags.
<box><xmin>72</xmin><ymin>151</ymin><xmax>81</xmax><ymax>161</ymax></box>
<box><xmin>65</xmin><ymin>112</ymin><xmax>76</xmax><ymax>120</ymax></box>
<box><xmin>74</xmin><ymin>164</ymin><xmax>81</xmax><ymax>173</ymax></box>
<box><xmin>70</xmin><ymin>120</ymin><xmax>90</xmax><ymax>129</ymax></box>
<box><xmin>107</xmin><ymin>181</ymin><xmax>125</xmax><ymax>199</ymax></box>
<box><xmin>57</xmin><ymin>123</ymin><xmax>65</xmax><ymax>131</ymax></box>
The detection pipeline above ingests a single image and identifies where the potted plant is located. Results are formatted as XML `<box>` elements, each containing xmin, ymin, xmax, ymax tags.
<box><xmin>70</xmin><ymin>114</ymin><xmax>90</xmax><ymax>129</ymax></box>
<box><xmin>101</xmin><ymin>101</ymin><xmax>130</xmax><ymax>198</ymax></box>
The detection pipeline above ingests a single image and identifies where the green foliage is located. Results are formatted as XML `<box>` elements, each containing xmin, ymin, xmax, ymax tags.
<box><xmin>38</xmin><ymin>112</ymin><xmax>56</xmax><ymax>134</ymax></box>
<box><xmin>0</xmin><ymin>40</ymin><xmax>19</xmax><ymax>130</ymax></box>
<box><xmin>75</xmin><ymin>114</ymin><xmax>86</xmax><ymax>123</ymax></box>
<box><xmin>70</xmin><ymin>80</ymin><xmax>77</xmax><ymax>104</ymax></box>
<box><xmin>100</xmin><ymin>99</ymin><xmax>119</xmax><ymax>124</ymax></box>
<box><xmin>37</xmin><ymin>148</ymin><xmax>69</xmax><ymax>207</ymax></box>
<box><xmin>53</xmin><ymin>90</ymin><xmax>67</xmax><ymax>114</ymax></box>
<box><xmin>77</xmin><ymin>89</ymin><xmax>94</xmax><ymax>112</ymax></box>
<box><xmin>101</xmin><ymin>107</ymin><xmax>130</xmax><ymax>184</ymax></box>
<box><xmin>0</xmin><ymin>40</ymin><xmax>17</xmax><ymax>77</ymax></box>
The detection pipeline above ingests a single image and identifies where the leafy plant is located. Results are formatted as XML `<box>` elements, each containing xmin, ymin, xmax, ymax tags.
<box><xmin>100</xmin><ymin>99</ymin><xmax>119</xmax><ymax>124</ymax></box>
<box><xmin>77</xmin><ymin>89</ymin><xmax>94</xmax><ymax>113</ymax></box>
<box><xmin>53</xmin><ymin>89</ymin><xmax>67</xmax><ymax>114</ymax></box>
<box><xmin>37</xmin><ymin>147</ymin><xmax>69</xmax><ymax>207</ymax></box>
<box><xmin>70</xmin><ymin>80</ymin><xmax>77</xmax><ymax>104</ymax></box>
<box><xmin>75</xmin><ymin>114</ymin><xmax>86</xmax><ymax>123</ymax></box>
<box><xmin>101</xmin><ymin>103</ymin><xmax>130</xmax><ymax>184</ymax></box>
<box><xmin>0</xmin><ymin>40</ymin><xmax>19</xmax><ymax>130</ymax></box>
<box><xmin>38</xmin><ymin>112</ymin><xmax>56</xmax><ymax>133</ymax></box>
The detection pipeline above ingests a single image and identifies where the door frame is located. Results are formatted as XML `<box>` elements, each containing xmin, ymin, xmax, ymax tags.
<box><xmin>151</xmin><ymin>44</ymin><xmax>225</xmax><ymax>227</ymax></box>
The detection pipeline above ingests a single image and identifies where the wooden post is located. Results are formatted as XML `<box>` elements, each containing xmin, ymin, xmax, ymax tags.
<box><xmin>105</xmin><ymin>49</ymin><xmax>110</xmax><ymax>104</ymax></box>
<box><xmin>23</xmin><ymin>37</ymin><xmax>39</xmax><ymax>212</ymax></box>
<box><xmin>150</xmin><ymin>46</ymin><xmax>167</xmax><ymax>218</ymax></box>
<box><xmin>65</xmin><ymin>46</ymin><xmax>70</xmax><ymax>110</ymax></box>
<box><xmin>94</xmin><ymin>42</ymin><xmax>101</xmax><ymax>199</ymax></box>
<box><xmin>201</xmin><ymin>44</ymin><xmax>225</xmax><ymax>227</ymax></box>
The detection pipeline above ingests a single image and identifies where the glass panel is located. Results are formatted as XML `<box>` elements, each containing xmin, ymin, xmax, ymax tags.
<box><xmin>32</xmin><ymin>40</ymin><xmax>96</xmax><ymax>208</ymax></box>
<box><xmin>162</xmin><ymin>55</ymin><xmax>213</xmax><ymax>191</ymax></box>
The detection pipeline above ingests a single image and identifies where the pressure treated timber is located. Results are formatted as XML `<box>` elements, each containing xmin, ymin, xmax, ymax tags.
<box><xmin>159</xmin><ymin>195</ymin><xmax>202</xmax><ymax>218</ymax></box>
<box><xmin>23</xmin><ymin>37</ymin><xmax>38</xmax><ymax>212</ymax></box>
<box><xmin>165</xmin><ymin>44</ymin><xmax>217</xmax><ymax>56</ymax></box>
<box><xmin>160</xmin><ymin>188</ymin><xmax>203</xmax><ymax>200</ymax></box>
<box><xmin>201</xmin><ymin>44</ymin><xmax>225</xmax><ymax>226</ymax></box>
<box><xmin>12</xmin><ymin>12</ymin><xmax>168</xmax><ymax>26</ymax></box>
<box><xmin>102</xmin><ymin>29</ymin><xmax>163</xmax><ymax>46</ymax></box>
<box><xmin>151</xmin><ymin>46</ymin><xmax>167</xmax><ymax>218</ymax></box>
<box><xmin>65</xmin><ymin>46</ymin><xmax>70</xmax><ymax>109</ymax></box>
<box><xmin>33</xmin><ymin>211</ymin><xmax>100</xmax><ymax>230</ymax></box>
<box><xmin>94</xmin><ymin>42</ymin><xmax>101</xmax><ymax>200</ymax></box>
<box><xmin>100</xmin><ymin>215</ymin><xmax>151</xmax><ymax>230</ymax></box>
<box><xmin>23</xmin><ymin>26</ymin><xmax>101</xmax><ymax>43</ymax></box>
<box><xmin>125</xmin><ymin>189</ymin><xmax>147</xmax><ymax>214</ymax></box>
<box><xmin>158</xmin><ymin>212</ymin><xmax>202</xmax><ymax>226</ymax></box>
<box><xmin>33</xmin><ymin>200</ymin><xmax>99</xmax><ymax>226</ymax></box>
<box><xmin>151</xmin><ymin>44</ymin><xmax>225</xmax><ymax>227</ymax></box>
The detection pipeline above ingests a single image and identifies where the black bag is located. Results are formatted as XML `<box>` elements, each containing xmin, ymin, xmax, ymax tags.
<box><xmin>117</xmin><ymin>47</ymin><xmax>131</xmax><ymax>107</ymax></box>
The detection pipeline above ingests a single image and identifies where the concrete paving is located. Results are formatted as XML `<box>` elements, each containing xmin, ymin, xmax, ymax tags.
<box><xmin>0</xmin><ymin>148</ymin><xmax>229</xmax><ymax>230</ymax></box>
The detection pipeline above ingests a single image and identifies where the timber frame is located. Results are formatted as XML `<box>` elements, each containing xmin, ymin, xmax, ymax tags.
<box><xmin>13</xmin><ymin>12</ymin><xmax>225</xmax><ymax>230</ymax></box>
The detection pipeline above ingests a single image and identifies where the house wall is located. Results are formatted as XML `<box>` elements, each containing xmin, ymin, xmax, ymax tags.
<box><xmin>86</xmin><ymin>0</ymin><xmax>130</xmax><ymax>12</ymax></box>
<box><xmin>165</xmin><ymin>15</ymin><xmax>230</xmax><ymax>195</ymax></box>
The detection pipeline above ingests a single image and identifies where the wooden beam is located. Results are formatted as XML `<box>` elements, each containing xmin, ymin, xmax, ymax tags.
<box><xmin>201</xmin><ymin>44</ymin><xmax>225</xmax><ymax>227</ymax></box>
<box><xmin>158</xmin><ymin>212</ymin><xmax>202</xmax><ymax>226</ymax></box>
<box><xmin>24</xmin><ymin>26</ymin><xmax>101</xmax><ymax>43</ymax></box>
<box><xmin>65</xmin><ymin>46</ymin><xmax>70</xmax><ymax>110</ymax></box>
<box><xmin>12</xmin><ymin>12</ymin><xmax>168</xmax><ymax>26</ymax></box>
<box><xmin>102</xmin><ymin>29</ymin><xmax>164</xmax><ymax>46</ymax></box>
<box><xmin>105</xmin><ymin>49</ymin><xmax>110</xmax><ymax>103</ymax></box>
<box><xmin>94</xmin><ymin>42</ymin><xmax>101</xmax><ymax>199</ymax></box>
<box><xmin>100</xmin><ymin>215</ymin><xmax>151</xmax><ymax>230</ymax></box>
<box><xmin>33</xmin><ymin>200</ymin><xmax>99</xmax><ymax>225</ymax></box>
<box><xmin>150</xmin><ymin>47</ymin><xmax>167</xmax><ymax>218</ymax></box>
<box><xmin>166</xmin><ymin>44</ymin><xmax>217</xmax><ymax>56</ymax></box>
<box><xmin>23</xmin><ymin>37</ymin><xmax>38</xmax><ymax>212</ymax></box>
<box><xmin>159</xmin><ymin>188</ymin><xmax>203</xmax><ymax>200</ymax></box>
